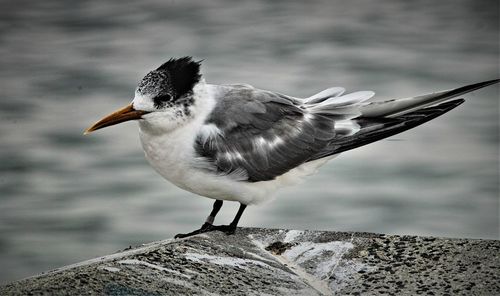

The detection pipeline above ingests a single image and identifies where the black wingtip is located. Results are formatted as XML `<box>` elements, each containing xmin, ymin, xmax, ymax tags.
<box><xmin>434</xmin><ymin>98</ymin><xmax>465</xmax><ymax>115</ymax></box>
<box><xmin>438</xmin><ymin>98</ymin><xmax>465</xmax><ymax>109</ymax></box>
<box><xmin>464</xmin><ymin>78</ymin><xmax>500</xmax><ymax>90</ymax></box>
<box><xmin>402</xmin><ymin>98</ymin><xmax>465</xmax><ymax>122</ymax></box>
<box><xmin>442</xmin><ymin>79</ymin><xmax>500</xmax><ymax>100</ymax></box>
<box><xmin>325</xmin><ymin>98</ymin><xmax>467</xmax><ymax>156</ymax></box>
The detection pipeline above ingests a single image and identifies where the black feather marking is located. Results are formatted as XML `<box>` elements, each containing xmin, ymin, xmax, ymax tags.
<box><xmin>153</xmin><ymin>94</ymin><xmax>172</xmax><ymax>109</ymax></box>
<box><xmin>309</xmin><ymin>99</ymin><xmax>465</xmax><ymax>160</ymax></box>
<box><xmin>433</xmin><ymin>79</ymin><xmax>499</xmax><ymax>102</ymax></box>
<box><xmin>157</xmin><ymin>57</ymin><xmax>201</xmax><ymax>100</ymax></box>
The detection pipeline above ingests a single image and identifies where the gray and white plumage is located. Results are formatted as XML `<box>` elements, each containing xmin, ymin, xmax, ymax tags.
<box><xmin>123</xmin><ymin>57</ymin><xmax>499</xmax><ymax>206</ymax></box>
<box><xmin>85</xmin><ymin>57</ymin><xmax>498</xmax><ymax>207</ymax></box>
<box><xmin>190</xmin><ymin>81</ymin><xmax>497</xmax><ymax>184</ymax></box>
<box><xmin>194</xmin><ymin>85</ymin><xmax>339</xmax><ymax>182</ymax></box>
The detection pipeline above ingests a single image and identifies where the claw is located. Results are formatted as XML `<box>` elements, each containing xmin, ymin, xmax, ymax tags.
<box><xmin>174</xmin><ymin>223</ymin><xmax>237</xmax><ymax>239</ymax></box>
<box><xmin>175</xmin><ymin>222</ymin><xmax>214</xmax><ymax>239</ymax></box>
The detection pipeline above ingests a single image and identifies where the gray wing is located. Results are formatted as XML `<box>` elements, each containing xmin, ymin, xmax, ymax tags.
<box><xmin>193</xmin><ymin>85</ymin><xmax>337</xmax><ymax>182</ymax></box>
<box><xmin>193</xmin><ymin>80</ymin><xmax>497</xmax><ymax>182</ymax></box>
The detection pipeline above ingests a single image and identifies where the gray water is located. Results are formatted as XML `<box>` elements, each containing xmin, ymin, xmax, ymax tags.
<box><xmin>0</xmin><ymin>0</ymin><xmax>498</xmax><ymax>284</ymax></box>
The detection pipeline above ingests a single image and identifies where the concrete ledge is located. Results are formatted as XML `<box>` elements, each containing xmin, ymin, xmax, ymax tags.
<box><xmin>1</xmin><ymin>228</ymin><xmax>498</xmax><ymax>295</ymax></box>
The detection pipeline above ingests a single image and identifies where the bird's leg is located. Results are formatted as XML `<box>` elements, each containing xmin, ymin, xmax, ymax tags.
<box><xmin>212</xmin><ymin>203</ymin><xmax>247</xmax><ymax>235</ymax></box>
<box><xmin>174</xmin><ymin>199</ymin><xmax>223</xmax><ymax>239</ymax></box>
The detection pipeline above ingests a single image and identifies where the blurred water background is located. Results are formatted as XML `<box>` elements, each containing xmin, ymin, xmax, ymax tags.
<box><xmin>0</xmin><ymin>0</ymin><xmax>498</xmax><ymax>284</ymax></box>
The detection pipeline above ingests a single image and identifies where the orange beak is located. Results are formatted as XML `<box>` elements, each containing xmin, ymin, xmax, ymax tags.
<box><xmin>84</xmin><ymin>103</ymin><xmax>149</xmax><ymax>134</ymax></box>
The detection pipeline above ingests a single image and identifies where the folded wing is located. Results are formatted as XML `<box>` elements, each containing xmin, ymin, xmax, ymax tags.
<box><xmin>193</xmin><ymin>86</ymin><xmax>337</xmax><ymax>182</ymax></box>
<box><xmin>194</xmin><ymin>80</ymin><xmax>498</xmax><ymax>182</ymax></box>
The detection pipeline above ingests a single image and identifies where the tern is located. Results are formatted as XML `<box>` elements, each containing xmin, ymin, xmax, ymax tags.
<box><xmin>85</xmin><ymin>57</ymin><xmax>498</xmax><ymax>238</ymax></box>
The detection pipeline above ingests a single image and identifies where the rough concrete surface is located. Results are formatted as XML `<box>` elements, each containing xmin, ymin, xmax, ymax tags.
<box><xmin>1</xmin><ymin>228</ymin><xmax>499</xmax><ymax>295</ymax></box>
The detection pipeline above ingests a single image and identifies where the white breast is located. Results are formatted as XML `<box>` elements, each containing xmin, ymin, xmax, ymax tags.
<box><xmin>139</xmin><ymin>119</ymin><xmax>273</xmax><ymax>204</ymax></box>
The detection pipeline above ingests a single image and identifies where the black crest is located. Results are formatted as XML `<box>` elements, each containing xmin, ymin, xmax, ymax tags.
<box><xmin>157</xmin><ymin>57</ymin><xmax>202</xmax><ymax>99</ymax></box>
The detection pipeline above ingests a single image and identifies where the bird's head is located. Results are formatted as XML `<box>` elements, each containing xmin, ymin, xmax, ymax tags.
<box><xmin>85</xmin><ymin>57</ymin><xmax>202</xmax><ymax>135</ymax></box>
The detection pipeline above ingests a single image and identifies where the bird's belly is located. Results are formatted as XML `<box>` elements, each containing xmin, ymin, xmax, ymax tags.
<box><xmin>139</xmin><ymin>127</ymin><xmax>263</xmax><ymax>203</ymax></box>
<box><xmin>139</xmin><ymin>123</ymin><xmax>338</xmax><ymax>205</ymax></box>
<box><xmin>139</xmin><ymin>130</ymin><xmax>203</xmax><ymax>193</ymax></box>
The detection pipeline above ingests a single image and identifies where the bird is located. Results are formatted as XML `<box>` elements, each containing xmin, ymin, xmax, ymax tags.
<box><xmin>85</xmin><ymin>57</ymin><xmax>499</xmax><ymax>239</ymax></box>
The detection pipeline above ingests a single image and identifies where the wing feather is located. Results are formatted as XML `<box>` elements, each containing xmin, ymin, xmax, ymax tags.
<box><xmin>361</xmin><ymin>79</ymin><xmax>499</xmax><ymax>117</ymax></box>
<box><xmin>305</xmin><ymin>87</ymin><xmax>346</xmax><ymax>104</ymax></box>
<box><xmin>194</xmin><ymin>80</ymin><xmax>498</xmax><ymax>182</ymax></box>
<box><xmin>194</xmin><ymin>86</ymin><xmax>335</xmax><ymax>182</ymax></box>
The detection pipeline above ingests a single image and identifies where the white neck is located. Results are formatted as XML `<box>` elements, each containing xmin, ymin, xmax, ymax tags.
<box><xmin>137</xmin><ymin>80</ymin><xmax>221</xmax><ymax>194</ymax></box>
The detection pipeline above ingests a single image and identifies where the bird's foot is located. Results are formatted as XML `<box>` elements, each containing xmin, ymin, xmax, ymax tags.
<box><xmin>174</xmin><ymin>223</ymin><xmax>237</xmax><ymax>239</ymax></box>
<box><xmin>174</xmin><ymin>222</ymin><xmax>214</xmax><ymax>239</ymax></box>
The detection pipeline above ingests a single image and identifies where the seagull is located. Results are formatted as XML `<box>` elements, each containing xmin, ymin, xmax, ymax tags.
<box><xmin>85</xmin><ymin>57</ymin><xmax>498</xmax><ymax>238</ymax></box>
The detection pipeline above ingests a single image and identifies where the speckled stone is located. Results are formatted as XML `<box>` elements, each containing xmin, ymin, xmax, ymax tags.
<box><xmin>1</xmin><ymin>228</ymin><xmax>498</xmax><ymax>295</ymax></box>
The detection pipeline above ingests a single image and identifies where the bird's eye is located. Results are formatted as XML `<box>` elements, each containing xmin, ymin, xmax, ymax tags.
<box><xmin>156</xmin><ymin>94</ymin><xmax>173</xmax><ymax>101</ymax></box>
<box><xmin>153</xmin><ymin>94</ymin><xmax>173</xmax><ymax>109</ymax></box>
